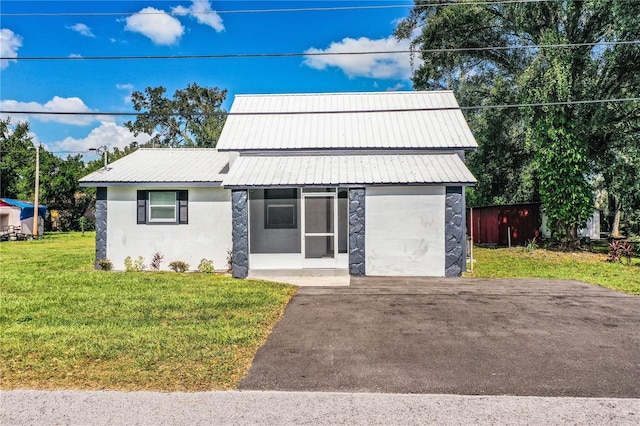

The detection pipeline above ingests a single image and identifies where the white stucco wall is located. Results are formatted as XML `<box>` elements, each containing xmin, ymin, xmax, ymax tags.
<box><xmin>365</xmin><ymin>186</ymin><xmax>445</xmax><ymax>276</ymax></box>
<box><xmin>106</xmin><ymin>186</ymin><xmax>232</xmax><ymax>271</ymax></box>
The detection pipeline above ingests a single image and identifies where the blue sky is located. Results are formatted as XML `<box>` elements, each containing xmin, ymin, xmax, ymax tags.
<box><xmin>1</xmin><ymin>0</ymin><xmax>416</xmax><ymax>158</ymax></box>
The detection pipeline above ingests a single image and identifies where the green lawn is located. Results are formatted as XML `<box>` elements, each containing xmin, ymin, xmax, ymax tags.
<box><xmin>465</xmin><ymin>246</ymin><xmax>640</xmax><ymax>295</ymax></box>
<box><xmin>0</xmin><ymin>232</ymin><xmax>296</xmax><ymax>391</ymax></box>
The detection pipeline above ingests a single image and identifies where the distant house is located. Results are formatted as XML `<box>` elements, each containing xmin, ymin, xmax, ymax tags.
<box><xmin>80</xmin><ymin>91</ymin><xmax>478</xmax><ymax>277</ymax></box>
<box><xmin>0</xmin><ymin>198</ymin><xmax>47</xmax><ymax>237</ymax></box>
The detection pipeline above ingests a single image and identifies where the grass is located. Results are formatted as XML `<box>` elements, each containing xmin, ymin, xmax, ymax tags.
<box><xmin>465</xmin><ymin>246</ymin><xmax>640</xmax><ymax>295</ymax></box>
<box><xmin>0</xmin><ymin>232</ymin><xmax>297</xmax><ymax>391</ymax></box>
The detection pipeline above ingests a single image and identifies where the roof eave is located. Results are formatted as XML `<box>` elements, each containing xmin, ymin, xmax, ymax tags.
<box><xmin>79</xmin><ymin>181</ymin><xmax>224</xmax><ymax>188</ymax></box>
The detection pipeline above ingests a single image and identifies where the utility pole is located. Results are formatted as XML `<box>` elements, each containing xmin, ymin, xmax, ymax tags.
<box><xmin>33</xmin><ymin>144</ymin><xmax>40</xmax><ymax>239</ymax></box>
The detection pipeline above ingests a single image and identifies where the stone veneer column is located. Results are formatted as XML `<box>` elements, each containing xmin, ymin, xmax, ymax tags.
<box><xmin>231</xmin><ymin>189</ymin><xmax>249</xmax><ymax>279</ymax></box>
<box><xmin>349</xmin><ymin>188</ymin><xmax>366</xmax><ymax>276</ymax></box>
<box><xmin>445</xmin><ymin>186</ymin><xmax>464</xmax><ymax>277</ymax></box>
<box><xmin>94</xmin><ymin>187</ymin><xmax>107</xmax><ymax>270</ymax></box>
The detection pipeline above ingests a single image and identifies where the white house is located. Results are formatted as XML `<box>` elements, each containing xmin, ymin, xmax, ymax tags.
<box><xmin>80</xmin><ymin>91</ymin><xmax>477</xmax><ymax>277</ymax></box>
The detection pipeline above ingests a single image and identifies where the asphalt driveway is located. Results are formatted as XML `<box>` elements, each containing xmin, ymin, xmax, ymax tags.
<box><xmin>240</xmin><ymin>278</ymin><xmax>640</xmax><ymax>397</ymax></box>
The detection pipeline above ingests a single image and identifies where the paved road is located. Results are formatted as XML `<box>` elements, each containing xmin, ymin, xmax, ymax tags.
<box><xmin>240</xmin><ymin>278</ymin><xmax>640</xmax><ymax>397</ymax></box>
<box><xmin>2</xmin><ymin>390</ymin><xmax>639</xmax><ymax>425</ymax></box>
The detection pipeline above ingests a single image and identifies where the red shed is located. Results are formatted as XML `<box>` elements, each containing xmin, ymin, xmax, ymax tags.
<box><xmin>467</xmin><ymin>203</ymin><xmax>541</xmax><ymax>246</ymax></box>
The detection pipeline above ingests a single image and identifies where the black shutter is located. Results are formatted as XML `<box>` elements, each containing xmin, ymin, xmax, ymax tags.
<box><xmin>178</xmin><ymin>190</ymin><xmax>188</xmax><ymax>224</ymax></box>
<box><xmin>137</xmin><ymin>190</ymin><xmax>147</xmax><ymax>224</ymax></box>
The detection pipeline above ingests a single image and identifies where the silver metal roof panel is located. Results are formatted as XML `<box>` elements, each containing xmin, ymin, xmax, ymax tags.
<box><xmin>79</xmin><ymin>148</ymin><xmax>229</xmax><ymax>186</ymax></box>
<box><xmin>216</xmin><ymin>91</ymin><xmax>478</xmax><ymax>151</ymax></box>
<box><xmin>222</xmin><ymin>154</ymin><xmax>477</xmax><ymax>187</ymax></box>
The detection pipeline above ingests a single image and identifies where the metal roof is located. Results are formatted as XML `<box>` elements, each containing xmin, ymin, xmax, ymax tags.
<box><xmin>222</xmin><ymin>154</ymin><xmax>477</xmax><ymax>187</ymax></box>
<box><xmin>216</xmin><ymin>91</ymin><xmax>478</xmax><ymax>151</ymax></box>
<box><xmin>79</xmin><ymin>148</ymin><xmax>229</xmax><ymax>186</ymax></box>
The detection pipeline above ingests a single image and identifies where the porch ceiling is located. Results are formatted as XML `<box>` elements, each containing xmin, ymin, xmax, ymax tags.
<box><xmin>222</xmin><ymin>154</ymin><xmax>477</xmax><ymax>187</ymax></box>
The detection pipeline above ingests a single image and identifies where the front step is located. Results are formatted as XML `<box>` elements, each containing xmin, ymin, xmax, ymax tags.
<box><xmin>249</xmin><ymin>268</ymin><xmax>349</xmax><ymax>278</ymax></box>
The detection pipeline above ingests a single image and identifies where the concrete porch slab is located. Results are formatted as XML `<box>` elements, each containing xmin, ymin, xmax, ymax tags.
<box><xmin>248</xmin><ymin>269</ymin><xmax>351</xmax><ymax>286</ymax></box>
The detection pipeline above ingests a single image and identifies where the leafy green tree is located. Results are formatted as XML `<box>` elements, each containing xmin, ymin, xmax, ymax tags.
<box><xmin>1</xmin><ymin>118</ymin><xmax>36</xmax><ymax>199</ymax></box>
<box><xmin>39</xmin><ymin>152</ymin><xmax>93</xmax><ymax>231</ymax></box>
<box><xmin>125</xmin><ymin>83</ymin><xmax>227</xmax><ymax>147</ymax></box>
<box><xmin>396</xmin><ymin>0</ymin><xmax>640</xmax><ymax>242</ymax></box>
<box><xmin>1</xmin><ymin>117</ymin><xmax>96</xmax><ymax>231</ymax></box>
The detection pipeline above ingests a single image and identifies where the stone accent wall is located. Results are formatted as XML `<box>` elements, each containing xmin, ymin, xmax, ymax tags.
<box><xmin>348</xmin><ymin>188</ymin><xmax>366</xmax><ymax>276</ymax></box>
<box><xmin>445</xmin><ymin>186</ymin><xmax>464</xmax><ymax>277</ymax></box>
<box><xmin>94</xmin><ymin>187</ymin><xmax>107</xmax><ymax>270</ymax></box>
<box><xmin>231</xmin><ymin>189</ymin><xmax>249</xmax><ymax>279</ymax></box>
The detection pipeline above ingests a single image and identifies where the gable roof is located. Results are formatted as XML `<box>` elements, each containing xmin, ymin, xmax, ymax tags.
<box><xmin>216</xmin><ymin>91</ymin><xmax>478</xmax><ymax>152</ymax></box>
<box><xmin>222</xmin><ymin>154</ymin><xmax>477</xmax><ymax>188</ymax></box>
<box><xmin>79</xmin><ymin>149</ymin><xmax>229</xmax><ymax>187</ymax></box>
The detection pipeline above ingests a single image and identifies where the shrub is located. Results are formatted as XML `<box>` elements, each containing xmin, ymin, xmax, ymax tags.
<box><xmin>621</xmin><ymin>242</ymin><xmax>635</xmax><ymax>266</ymax></box>
<box><xmin>97</xmin><ymin>259</ymin><xmax>113</xmax><ymax>271</ymax></box>
<box><xmin>169</xmin><ymin>260</ymin><xmax>189</xmax><ymax>273</ymax></box>
<box><xmin>226</xmin><ymin>249</ymin><xmax>233</xmax><ymax>273</ymax></box>
<box><xmin>607</xmin><ymin>241</ymin><xmax>635</xmax><ymax>265</ymax></box>
<box><xmin>124</xmin><ymin>256</ymin><xmax>146</xmax><ymax>272</ymax></box>
<box><xmin>198</xmin><ymin>258</ymin><xmax>215</xmax><ymax>274</ymax></box>
<box><xmin>524</xmin><ymin>238</ymin><xmax>538</xmax><ymax>253</ymax></box>
<box><xmin>150</xmin><ymin>252</ymin><xmax>164</xmax><ymax>271</ymax></box>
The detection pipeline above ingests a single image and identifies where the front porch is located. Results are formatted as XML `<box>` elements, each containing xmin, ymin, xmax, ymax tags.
<box><xmin>231</xmin><ymin>187</ymin><xmax>365</xmax><ymax>279</ymax></box>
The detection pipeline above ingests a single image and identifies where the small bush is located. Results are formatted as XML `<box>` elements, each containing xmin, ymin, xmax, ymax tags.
<box><xmin>198</xmin><ymin>258</ymin><xmax>215</xmax><ymax>274</ymax></box>
<box><xmin>124</xmin><ymin>256</ymin><xmax>146</xmax><ymax>272</ymax></box>
<box><xmin>607</xmin><ymin>241</ymin><xmax>635</xmax><ymax>265</ymax></box>
<box><xmin>621</xmin><ymin>242</ymin><xmax>635</xmax><ymax>266</ymax></box>
<box><xmin>226</xmin><ymin>249</ymin><xmax>233</xmax><ymax>273</ymax></box>
<box><xmin>524</xmin><ymin>238</ymin><xmax>538</xmax><ymax>253</ymax></box>
<box><xmin>150</xmin><ymin>252</ymin><xmax>164</xmax><ymax>271</ymax></box>
<box><xmin>169</xmin><ymin>260</ymin><xmax>189</xmax><ymax>273</ymax></box>
<box><xmin>97</xmin><ymin>259</ymin><xmax>113</xmax><ymax>271</ymax></box>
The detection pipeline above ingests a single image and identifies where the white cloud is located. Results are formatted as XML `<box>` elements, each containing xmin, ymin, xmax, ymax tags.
<box><xmin>116</xmin><ymin>84</ymin><xmax>134</xmax><ymax>104</ymax></box>
<box><xmin>0</xmin><ymin>28</ymin><xmax>23</xmax><ymax>70</ymax></box>
<box><xmin>67</xmin><ymin>23</ymin><xmax>95</xmax><ymax>37</ymax></box>
<box><xmin>304</xmin><ymin>35</ymin><xmax>419</xmax><ymax>80</ymax></box>
<box><xmin>173</xmin><ymin>1</ymin><xmax>224</xmax><ymax>32</ymax></box>
<box><xmin>125</xmin><ymin>7</ymin><xmax>184</xmax><ymax>45</ymax></box>
<box><xmin>0</xmin><ymin>96</ymin><xmax>99</xmax><ymax>126</ymax></box>
<box><xmin>69</xmin><ymin>53</ymin><xmax>83</xmax><ymax>58</ymax></box>
<box><xmin>51</xmin><ymin>121</ymin><xmax>152</xmax><ymax>153</ymax></box>
<box><xmin>386</xmin><ymin>83</ymin><xmax>405</xmax><ymax>91</ymax></box>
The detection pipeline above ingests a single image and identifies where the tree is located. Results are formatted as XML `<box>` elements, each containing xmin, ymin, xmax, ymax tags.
<box><xmin>1</xmin><ymin>117</ymin><xmax>96</xmax><ymax>231</ymax></box>
<box><xmin>396</xmin><ymin>0</ymin><xmax>640</xmax><ymax>243</ymax></box>
<box><xmin>125</xmin><ymin>83</ymin><xmax>227</xmax><ymax>147</ymax></box>
<box><xmin>1</xmin><ymin>118</ymin><xmax>35</xmax><ymax>199</ymax></box>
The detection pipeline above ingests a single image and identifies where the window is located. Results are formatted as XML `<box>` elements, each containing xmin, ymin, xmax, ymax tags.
<box><xmin>264</xmin><ymin>188</ymin><xmax>297</xmax><ymax>229</ymax></box>
<box><xmin>137</xmin><ymin>190</ymin><xmax>188</xmax><ymax>224</ymax></box>
<box><xmin>149</xmin><ymin>192</ymin><xmax>176</xmax><ymax>222</ymax></box>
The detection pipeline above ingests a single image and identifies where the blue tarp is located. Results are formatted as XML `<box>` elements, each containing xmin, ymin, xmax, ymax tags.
<box><xmin>0</xmin><ymin>198</ymin><xmax>47</xmax><ymax>220</ymax></box>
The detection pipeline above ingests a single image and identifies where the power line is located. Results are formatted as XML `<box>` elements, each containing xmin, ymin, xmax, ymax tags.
<box><xmin>0</xmin><ymin>1</ymin><xmax>561</xmax><ymax>17</ymax></box>
<box><xmin>2</xmin><ymin>40</ymin><xmax>637</xmax><ymax>62</ymax></box>
<box><xmin>2</xmin><ymin>97</ymin><xmax>638</xmax><ymax>118</ymax></box>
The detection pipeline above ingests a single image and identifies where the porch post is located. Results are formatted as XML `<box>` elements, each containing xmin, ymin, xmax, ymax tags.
<box><xmin>445</xmin><ymin>186</ymin><xmax>464</xmax><ymax>277</ymax></box>
<box><xmin>94</xmin><ymin>187</ymin><xmax>107</xmax><ymax>270</ymax></box>
<box><xmin>348</xmin><ymin>188</ymin><xmax>366</xmax><ymax>276</ymax></box>
<box><xmin>231</xmin><ymin>189</ymin><xmax>249</xmax><ymax>279</ymax></box>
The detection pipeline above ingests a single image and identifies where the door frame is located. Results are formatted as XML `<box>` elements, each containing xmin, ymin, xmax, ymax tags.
<box><xmin>302</xmin><ymin>190</ymin><xmax>338</xmax><ymax>268</ymax></box>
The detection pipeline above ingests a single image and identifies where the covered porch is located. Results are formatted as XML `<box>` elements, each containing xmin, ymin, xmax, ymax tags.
<box><xmin>223</xmin><ymin>153</ymin><xmax>475</xmax><ymax>279</ymax></box>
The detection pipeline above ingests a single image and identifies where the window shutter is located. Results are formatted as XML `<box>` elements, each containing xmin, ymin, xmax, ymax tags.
<box><xmin>137</xmin><ymin>190</ymin><xmax>147</xmax><ymax>224</ymax></box>
<box><xmin>178</xmin><ymin>190</ymin><xmax>188</xmax><ymax>224</ymax></box>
